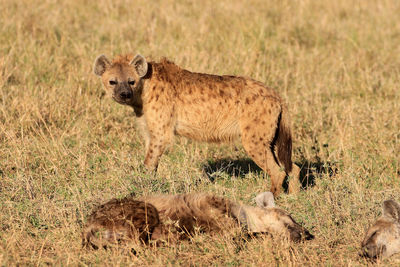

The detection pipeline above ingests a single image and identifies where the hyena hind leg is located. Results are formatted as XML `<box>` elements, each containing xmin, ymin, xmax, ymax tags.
<box><xmin>288</xmin><ymin>164</ymin><xmax>300</xmax><ymax>194</ymax></box>
<box><xmin>241</xmin><ymin>134</ymin><xmax>287</xmax><ymax>197</ymax></box>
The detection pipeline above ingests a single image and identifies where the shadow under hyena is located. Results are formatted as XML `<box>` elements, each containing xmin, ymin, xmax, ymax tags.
<box><xmin>202</xmin><ymin>157</ymin><xmax>337</xmax><ymax>192</ymax></box>
<box><xmin>202</xmin><ymin>158</ymin><xmax>263</xmax><ymax>182</ymax></box>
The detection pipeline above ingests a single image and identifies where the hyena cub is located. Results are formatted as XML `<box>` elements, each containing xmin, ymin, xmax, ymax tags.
<box><xmin>361</xmin><ymin>200</ymin><xmax>400</xmax><ymax>259</ymax></box>
<box><xmin>93</xmin><ymin>54</ymin><xmax>300</xmax><ymax>196</ymax></box>
<box><xmin>82</xmin><ymin>192</ymin><xmax>313</xmax><ymax>249</ymax></box>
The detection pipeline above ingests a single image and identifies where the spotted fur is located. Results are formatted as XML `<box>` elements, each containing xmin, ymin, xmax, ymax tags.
<box><xmin>82</xmin><ymin>198</ymin><xmax>160</xmax><ymax>249</ymax></box>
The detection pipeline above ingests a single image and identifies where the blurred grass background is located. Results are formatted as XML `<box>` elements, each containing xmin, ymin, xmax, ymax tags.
<box><xmin>0</xmin><ymin>0</ymin><xmax>399</xmax><ymax>265</ymax></box>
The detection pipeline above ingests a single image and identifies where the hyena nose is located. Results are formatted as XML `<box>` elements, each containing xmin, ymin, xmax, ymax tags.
<box><xmin>303</xmin><ymin>229</ymin><xmax>314</xmax><ymax>241</ymax></box>
<box><xmin>120</xmin><ymin>91</ymin><xmax>132</xmax><ymax>99</ymax></box>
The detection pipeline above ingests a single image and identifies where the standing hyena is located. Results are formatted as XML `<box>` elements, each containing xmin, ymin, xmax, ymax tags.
<box><xmin>361</xmin><ymin>200</ymin><xmax>400</xmax><ymax>259</ymax></box>
<box><xmin>82</xmin><ymin>191</ymin><xmax>314</xmax><ymax>249</ymax></box>
<box><xmin>93</xmin><ymin>54</ymin><xmax>301</xmax><ymax>196</ymax></box>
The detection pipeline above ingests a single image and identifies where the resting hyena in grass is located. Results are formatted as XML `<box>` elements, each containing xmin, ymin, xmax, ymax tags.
<box><xmin>82</xmin><ymin>192</ymin><xmax>313</xmax><ymax>249</ymax></box>
<box><xmin>361</xmin><ymin>200</ymin><xmax>400</xmax><ymax>259</ymax></box>
<box><xmin>94</xmin><ymin>54</ymin><xmax>300</xmax><ymax>196</ymax></box>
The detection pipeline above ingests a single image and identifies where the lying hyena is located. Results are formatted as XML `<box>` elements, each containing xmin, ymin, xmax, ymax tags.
<box><xmin>82</xmin><ymin>192</ymin><xmax>313</xmax><ymax>249</ymax></box>
<box><xmin>93</xmin><ymin>54</ymin><xmax>300</xmax><ymax>196</ymax></box>
<box><xmin>361</xmin><ymin>200</ymin><xmax>400</xmax><ymax>259</ymax></box>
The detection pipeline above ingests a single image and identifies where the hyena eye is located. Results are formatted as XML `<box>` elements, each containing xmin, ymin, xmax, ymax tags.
<box><xmin>128</xmin><ymin>80</ymin><xmax>135</xmax><ymax>86</ymax></box>
<box><xmin>109</xmin><ymin>80</ymin><xmax>117</xmax><ymax>85</ymax></box>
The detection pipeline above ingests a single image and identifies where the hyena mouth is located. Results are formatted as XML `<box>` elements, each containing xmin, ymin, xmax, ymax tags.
<box><xmin>360</xmin><ymin>251</ymin><xmax>379</xmax><ymax>262</ymax></box>
<box><xmin>360</xmin><ymin>245</ymin><xmax>386</xmax><ymax>261</ymax></box>
<box><xmin>112</xmin><ymin>94</ymin><xmax>130</xmax><ymax>104</ymax></box>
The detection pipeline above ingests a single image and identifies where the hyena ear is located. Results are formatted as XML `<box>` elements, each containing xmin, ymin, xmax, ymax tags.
<box><xmin>130</xmin><ymin>54</ymin><xmax>148</xmax><ymax>78</ymax></box>
<box><xmin>255</xmin><ymin>192</ymin><xmax>275</xmax><ymax>208</ymax></box>
<box><xmin>383</xmin><ymin>200</ymin><xmax>400</xmax><ymax>221</ymax></box>
<box><xmin>93</xmin><ymin>55</ymin><xmax>111</xmax><ymax>76</ymax></box>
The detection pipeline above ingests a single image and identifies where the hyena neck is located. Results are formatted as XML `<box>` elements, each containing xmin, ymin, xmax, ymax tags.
<box><xmin>127</xmin><ymin>62</ymin><xmax>157</xmax><ymax>116</ymax></box>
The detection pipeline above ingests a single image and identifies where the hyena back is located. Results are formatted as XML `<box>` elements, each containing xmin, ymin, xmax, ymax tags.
<box><xmin>82</xmin><ymin>192</ymin><xmax>313</xmax><ymax>248</ymax></box>
<box><xmin>93</xmin><ymin>54</ymin><xmax>300</xmax><ymax>196</ymax></box>
<box><xmin>361</xmin><ymin>200</ymin><xmax>400</xmax><ymax>259</ymax></box>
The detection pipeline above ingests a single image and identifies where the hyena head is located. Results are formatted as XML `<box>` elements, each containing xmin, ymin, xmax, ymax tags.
<box><xmin>93</xmin><ymin>54</ymin><xmax>148</xmax><ymax>106</ymax></box>
<box><xmin>240</xmin><ymin>192</ymin><xmax>314</xmax><ymax>242</ymax></box>
<box><xmin>361</xmin><ymin>200</ymin><xmax>400</xmax><ymax>259</ymax></box>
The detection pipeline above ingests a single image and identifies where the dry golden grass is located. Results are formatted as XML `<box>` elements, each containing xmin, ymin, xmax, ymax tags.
<box><xmin>1</xmin><ymin>0</ymin><xmax>400</xmax><ymax>265</ymax></box>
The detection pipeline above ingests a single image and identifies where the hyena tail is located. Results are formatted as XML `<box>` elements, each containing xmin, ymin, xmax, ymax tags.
<box><xmin>275</xmin><ymin>105</ymin><xmax>293</xmax><ymax>174</ymax></box>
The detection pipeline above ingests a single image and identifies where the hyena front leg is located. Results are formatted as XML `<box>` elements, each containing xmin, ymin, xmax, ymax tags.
<box><xmin>136</xmin><ymin>117</ymin><xmax>150</xmax><ymax>152</ymax></box>
<box><xmin>142</xmin><ymin>109</ymin><xmax>174</xmax><ymax>172</ymax></box>
<box><xmin>143</xmin><ymin>137</ymin><xmax>169</xmax><ymax>171</ymax></box>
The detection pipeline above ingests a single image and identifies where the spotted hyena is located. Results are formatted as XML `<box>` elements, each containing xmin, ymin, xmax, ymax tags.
<box><xmin>361</xmin><ymin>200</ymin><xmax>400</xmax><ymax>259</ymax></box>
<box><xmin>93</xmin><ymin>54</ymin><xmax>301</xmax><ymax>196</ymax></box>
<box><xmin>82</xmin><ymin>191</ymin><xmax>313</xmax><ymax>248</ymax></box>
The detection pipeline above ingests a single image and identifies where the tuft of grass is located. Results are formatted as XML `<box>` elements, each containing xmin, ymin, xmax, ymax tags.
<box><xmin>1</xmin><ymin>0</ymin><xmax>400</xmax><ymax>265</ymax></box>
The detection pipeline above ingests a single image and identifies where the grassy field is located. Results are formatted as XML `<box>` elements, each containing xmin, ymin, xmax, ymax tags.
<box><xmin>1</xmin><ymin>0</ymin><xmax>400</xmax><ymax>265</ymax></box>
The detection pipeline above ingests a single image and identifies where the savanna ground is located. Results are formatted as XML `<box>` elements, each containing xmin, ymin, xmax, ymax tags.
<box><xmin>1</xmin><ymin>0</ymin><xmax>399</xmax><ymax>265</ymax></box>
